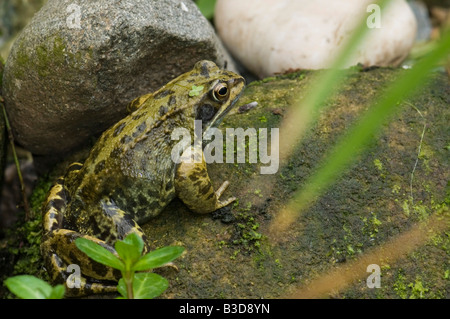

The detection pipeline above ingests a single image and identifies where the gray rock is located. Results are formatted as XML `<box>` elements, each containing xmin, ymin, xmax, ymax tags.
<box><xmin>3</xmin><ymin>0</ymin><xmax>235</xmax><ymax>155</ymax></box>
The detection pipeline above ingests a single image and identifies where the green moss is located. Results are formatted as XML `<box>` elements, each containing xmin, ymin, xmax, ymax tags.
<box><xmin>225</xmin><ymin>202</ymin><xmax>264</xmax><ymax>255</ymax></box>
<box><xmin>362</xmin><ymin>212</ymin><xmax>382</xmax><ymax>241</ymax></box>
<box><xmin>393</xmin><ymin>271</ymin><xmax>435</xmax><ymax>299</ymax></box>
<box><xmin>34</xmin><ymin>36</ymin><xmax>69</xmax><ymax>77</ymax></box>
<box><xmin>35</xmin><ymin>46</ymin><xmax>50</xmax><ymax>77</ymax></box>
<box><xmin>373</xmin><ymin>159</ymin><xmax>383</xmax><ymax>171</ymax></box>
<box><xmin>13</xmin><ymin>35</ymin><xmax>91</xmax><ymax>81</ymax></box>
<box><xmin>393</xmin><ymin>270</ymin><xmax>409</xmax><ymax>299</ymax></box>
<box><xmin>13</xmin><ymin>42</ymin><xmax>30</xmax><ymax>79</ymax></box>
<box><xmin>0</xmin><ymin>175</ymin><xmax>53</xmax><ymax>298</ymax></box>
<box><xmin>408</xmin><ymin>277</ymin><xmax>430</xmax><ymax>299</ymax></box>
<box><xmin>418</xmin><ymin>143</ymin><xmax>435</xmax><ymax>174</ymax></box>
<box><xmin>392</xmin><ymin>184</ymin><xmax>401</xmax><ymax>194</ymax></box>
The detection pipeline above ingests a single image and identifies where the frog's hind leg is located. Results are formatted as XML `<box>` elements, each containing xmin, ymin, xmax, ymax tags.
<box><xmin>41</xmin><ymin>166</ymin><xmax>120</xmax><ymax>297</ymax></box>
<box><xmin>41</xmin><ymin>229</ymin><xmax>120</xmax><ymax>297</ymax></box>
<box><xmin>42</xmin><ymin>162</ymin><xmax>83</xmax><ymax>234</ymax></box>
<box><xmin>99</xmin><ymin>198</ymin><xmax>150</xmax><ymax>254</ymax></box>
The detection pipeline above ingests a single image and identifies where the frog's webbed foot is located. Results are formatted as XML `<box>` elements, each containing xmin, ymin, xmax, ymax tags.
<box><xmin>175</xmin><ymin>148</ymin><xmax>236</xmax><ymax>214</ymax></box>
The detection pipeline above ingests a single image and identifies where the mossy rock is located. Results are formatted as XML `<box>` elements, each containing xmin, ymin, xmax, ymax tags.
<box><xmin>143</xmin><ymin>67</ymin><xmax>449</xmax><ymax>299</ymax></box>
<box><xmin>12</xmin><ymin>67</ymin><xmax>450</xmax><ymax>299</ymax></box>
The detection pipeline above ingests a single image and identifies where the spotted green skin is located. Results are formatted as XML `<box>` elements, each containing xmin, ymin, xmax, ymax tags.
<box><xmin>41</xmin><ymin>61</ymin><xmax>245</xmax><ymax>296</ymax></box>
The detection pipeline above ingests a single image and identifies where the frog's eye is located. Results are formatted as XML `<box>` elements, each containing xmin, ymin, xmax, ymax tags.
<box><xmin>211</xmin><ymin>83</ymin><xmax>229</xmax><ymax>102</ymax></box>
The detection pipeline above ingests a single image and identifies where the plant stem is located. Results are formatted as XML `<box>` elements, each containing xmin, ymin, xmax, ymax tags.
<box><xmin>124</xmin><ymin>271</ymin><xmax>134</xmax><ymax>299</ymax></box>
<box><xmin>0</xmin><ymin>96</ymin><xmax>30</xmax><ymax>220</ymax></box>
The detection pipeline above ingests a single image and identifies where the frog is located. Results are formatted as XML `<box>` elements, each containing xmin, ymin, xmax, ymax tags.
<box><xmin>40</xmin><ymin>60</ymin><xmax>245</xmax><ymax>296</ymax></box>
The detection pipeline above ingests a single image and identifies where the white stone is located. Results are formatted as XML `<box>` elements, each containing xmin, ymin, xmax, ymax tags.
<box><xmin>215</xmin><ymin>0</ymin><xmax>417</xmax><ymax>78</ymax></box>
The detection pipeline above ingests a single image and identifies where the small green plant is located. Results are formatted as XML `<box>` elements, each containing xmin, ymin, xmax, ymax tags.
<box><xmin>4</xmin><ymin>234</ymin><xmax>184</xmax><ymax>299</ymax></box>
<box><xmin>408</xmin><ymin>277</ymin><xmax>429</xmax><ymax>299</ymax></box>
<box><xmin>393</xmin><ymin>270</ymin><xmax>408</xmax><ymax>299</ymax></box>
<box><xmin>258</xmin><ymin>116</ymin><xmax>267</xmax><ymax>123</ymax></box>
<box><xmin>189</xmin><ymin>85</ymin><xmax>204</xmax><ymax>97</ymax></box>
<box><xmin>75</xmin><ymin>233</ymin><xmax>184</xmax><ymax>299</ymax></box>
<box><xmin>4</xmin><ymin>275</ymin><xmax>65</xmax><ymax>299</ymax></box>
<box><xmin>362</xmin><ymin>212</ymin><xmax>383</xmax><ymax>241</ymax></box>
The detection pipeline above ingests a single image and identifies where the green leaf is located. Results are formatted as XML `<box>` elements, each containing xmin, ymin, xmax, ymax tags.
<box><xmin>133</xmin><ymin>273</ymin><xmax>169</xmax><ymax>299</ymax></box>
<box><xmin>48</xmin><ymin>285</ymin><xmax>66</xmax><ymax>299</ymax></box>
<box><xmin>75</xmin><ymin>238</ymin><xmax>124</xmax><ymax>271</ymax></box>
<box><xmin>122</xmin><ymin>233</ymin><xmax>145</xmax><ymax>255</ymax></box>
<box><xmin>4</xmin><ymin>275</ymin><xmax>53</xmax><ymax>299</ymax></box>
<box><xmin>117</xmin><ymin>273</ymin><xmax>169</xmax><ymax>299</ymax></box>
<box><xmin>117</xmin><ymin>278</ymin><xmax>128</xmax><ymax>299</ymax></box>
<box><xmin>133</xmin><ymin>246</ymin><xmax>184</xmax><ymax>271</ymax></box>
<box><xmin>189</xmin><ymin>85</ymin><xmax>204</xmax><ymax>97</ymax></box>
<box><xmin>115</xmin><ymin>233</ymin><xmax>144</xmax><ymax>268</ymax></box>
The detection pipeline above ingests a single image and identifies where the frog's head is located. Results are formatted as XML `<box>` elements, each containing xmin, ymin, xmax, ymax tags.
<box><xmin>187</xmin><ymin>60</ymin><xmax>245</xmax><ymax>133</ymax></box>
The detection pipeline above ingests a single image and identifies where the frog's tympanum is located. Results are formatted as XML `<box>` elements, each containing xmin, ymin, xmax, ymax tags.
<box><xmin>41</xmin><ymin>61</ymin><xmax>245</xmax><ymax>296</ymax></box>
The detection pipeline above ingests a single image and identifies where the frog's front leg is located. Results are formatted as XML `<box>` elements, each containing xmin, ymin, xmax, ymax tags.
<box><xmin>175</xmin><ymin>147</ymin><xmax>236</xmax><ymax>214</ymax></box>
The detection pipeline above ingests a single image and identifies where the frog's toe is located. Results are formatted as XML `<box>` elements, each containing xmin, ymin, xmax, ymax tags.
<box><xmin>160</xmin><ymin>261</ymin><xmax>179</xmax><ymax>272</ymax></box>
<box><xmin>65</xmin><ymin>278</ymin><xmax>118</xmax><ymax>297</ymax></box>
<box><xmin>215</xmin><ymin>180</ymin><xmax>231</xmax><ymax>198</ymax></box>
<box><xmin>216</xmin><ymin>196</ymin><xmax>236</xmax><ymax>210</ymax></box>
<box><xmin>215</xmin><ymin>181</ymin><xmax>236</xmax><ymax>209</ymax></box>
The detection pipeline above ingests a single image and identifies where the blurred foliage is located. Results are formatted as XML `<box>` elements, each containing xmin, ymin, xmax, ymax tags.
<box><xmin>195</xmin><ymin>0</ymin><xmax>216</xmax><ymax>20</ymax></box>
